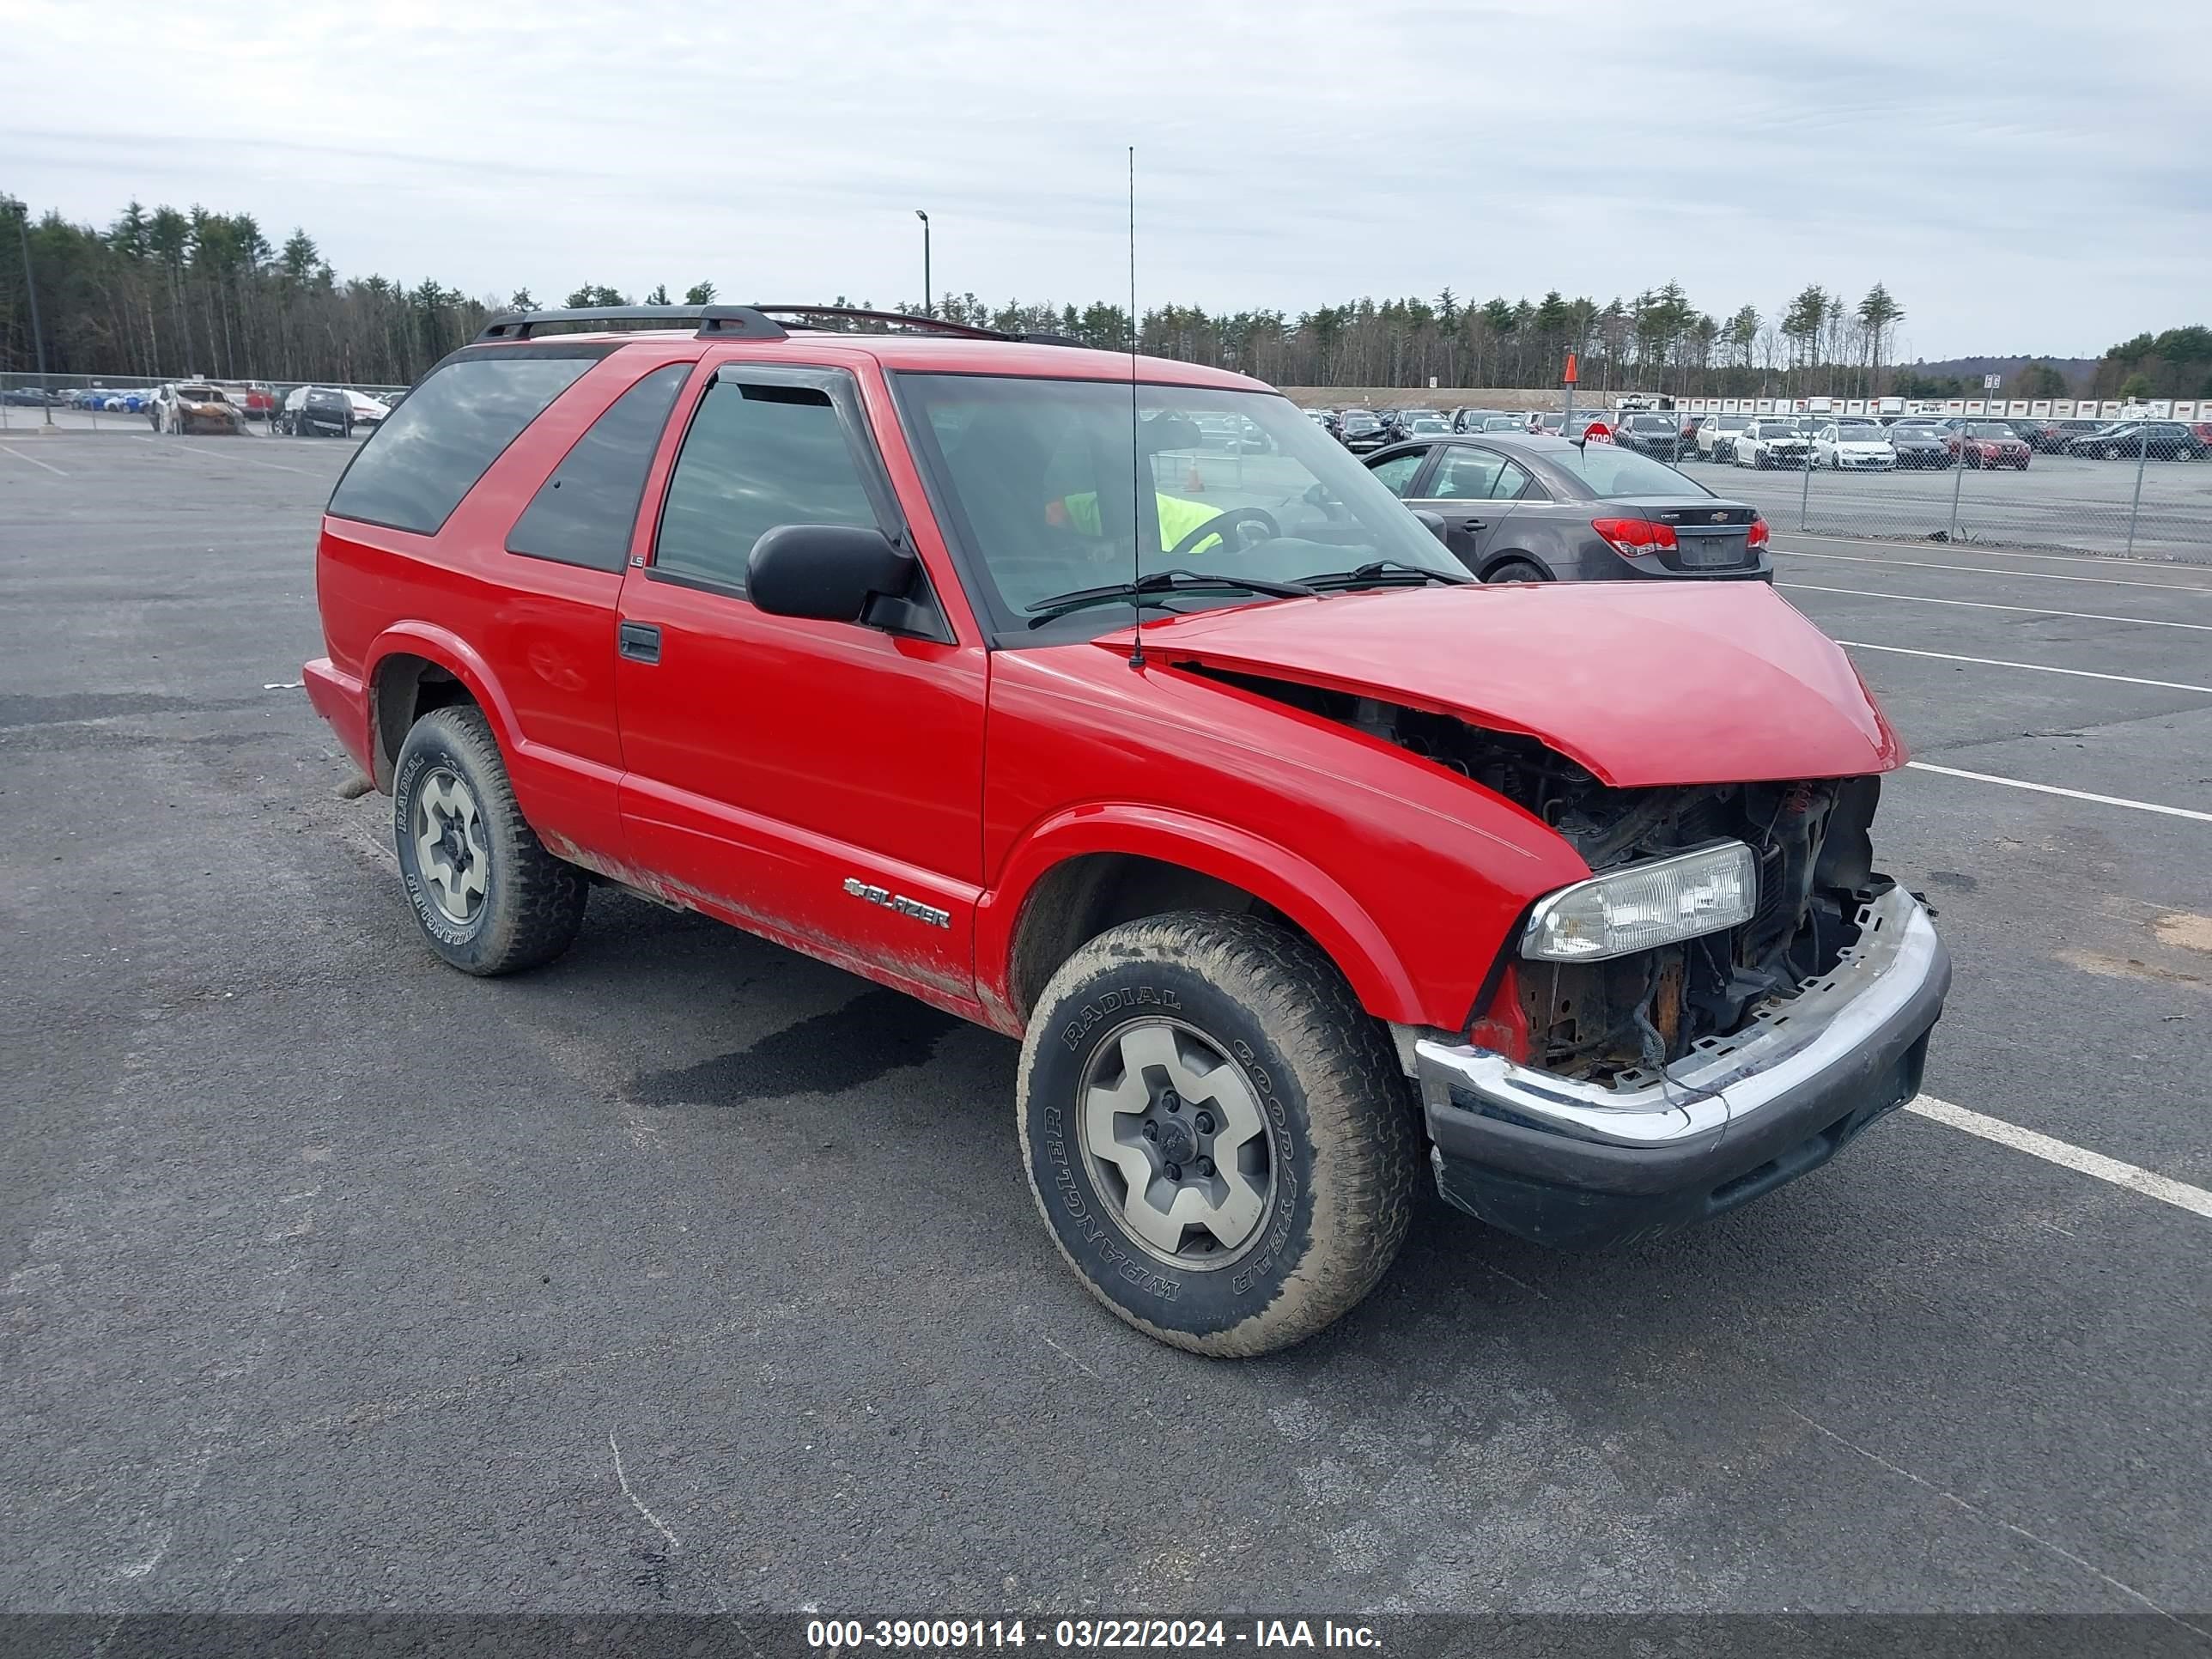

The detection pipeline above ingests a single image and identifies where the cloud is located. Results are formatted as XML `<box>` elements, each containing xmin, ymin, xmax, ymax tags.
<box><xmin>8</xmin><ymin>0</ymin><xmax>2205</xmax><ymax>356</ymax></box>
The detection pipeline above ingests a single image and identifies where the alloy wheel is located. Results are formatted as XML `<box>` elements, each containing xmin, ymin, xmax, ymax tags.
<box><xmin>410</xmin><ymin>767</ymin><xmax>489</xmax><ymax>925</ymax></box>
<box><xmin>1077</xmin><ymin>1018</ymin><xmax>1276</xmax><ymax>1269</ymax></box>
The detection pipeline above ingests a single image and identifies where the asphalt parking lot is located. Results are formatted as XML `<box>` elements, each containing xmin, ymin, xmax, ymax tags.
<box><xmin>3</xmin><ymin>432</ymin><xmax>2209</xmax><ymax>1625</ymax></box>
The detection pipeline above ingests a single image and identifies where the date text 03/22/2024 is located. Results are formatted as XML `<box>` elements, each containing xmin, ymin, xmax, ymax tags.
<box><xmin>805</xmin><ymin>1619</ymin><xmax>1382</xmax><ymax>1650</ymax></box>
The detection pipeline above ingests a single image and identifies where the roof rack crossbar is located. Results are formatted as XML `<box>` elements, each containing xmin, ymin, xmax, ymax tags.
<box><xmin>473</xmin><ymin>305</ymin><xmax>789</xmax><ymax>343</ymax></box>
<box><xmin>472</xmin><ymin>302</ymin><xmax>1085</xmax><ymax>348</ymax></box>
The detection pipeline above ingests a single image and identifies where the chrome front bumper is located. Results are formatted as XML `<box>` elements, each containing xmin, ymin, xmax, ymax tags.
<box><xmin>1416</xmin><ymin>884</ymin><xmax>1949</xmax><ymax>1246</ymax></box>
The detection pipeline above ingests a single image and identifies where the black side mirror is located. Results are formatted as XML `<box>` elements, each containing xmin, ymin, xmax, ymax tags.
<box><xmin>1412</xmin><ymin>509</ymin><xmax>1450</xmax><ymax>544</ymax></box>
<box><xmin>748</xmin><ymin>525</ymin><xmax>921</xmax><ymax>629</ymax></box>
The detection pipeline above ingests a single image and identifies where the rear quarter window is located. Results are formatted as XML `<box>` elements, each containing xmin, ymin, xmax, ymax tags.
<box><xmin>328</xmin><ymin>353</ymin><xmax>596</xmax><ymax>535</ymax></box>
<box><xmin>505</xmin><ymin>363</ymin><xmax>691</xmax><ymax>572</ymax></box>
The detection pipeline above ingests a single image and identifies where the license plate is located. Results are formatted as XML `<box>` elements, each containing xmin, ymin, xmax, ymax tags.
<box><xmin>1678</xmin><ymin>538</ymin><xmax>1744</xmax><ymax>568</ymax></box>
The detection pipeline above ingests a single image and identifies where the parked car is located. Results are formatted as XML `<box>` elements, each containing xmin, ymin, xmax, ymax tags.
<box><xmin>0</xmin><ymin>387</ymin><xmax>52</xmax><ymax>407</ymax></box>
<box><xmin>1384</xmin><ymin>408</ymin><xmax>1449</xmax><ymax>441</ymax></box>
<box><xmin>1813</xmin><ymin>424</ymin><xmax>1898</xmax><ymax>471</ymax></box>
<box><xmin>1695</xmin><ymin>413</ymin><xmax>1753</xmax><ymax>463</ymax></box>
<box><xmin>149</xmin><ymin>382</ymin><xmax>242</xmax><ymax>435</ymax></box>
<box><xmin>1886</xmin><ymin>423</ymin><xmax>1954</xmax><ymax>470</ymax></box>
<box><xmin>303</xmin><ymin>303</ymin><xmax>1946</xmax><ymax>1356</ymax></box>
<box><xmin>1364</xmin><ymin>433</ymin><xmax>1770</xmax><ymax>583</ymax></box>
<box><xmin>1950</xmin><ymin>422</ymin><xmax>2032</xmax><ymax>469</ymax></box>
<box><xmin>346</xmin><ymin>390</ymin><xmax>393</xmax><ymax>428</ymax></box>
<box><xmin>1336</xmin><ymin>409</ymin><xmax>1391</xmax><ymax>453</ymax></box>
<box><xmin>1610</xmin><ymin>412</ymin><xmax>1694</xmax><ymax>462</ymax></box>
<box><xmin>215</xmin><ymin>380</ymin><xmax>277</xmax><ymax>422</ymax></box>
<box><xmin>280</xmin><ymin>385</ymin><xmax>356</xmax><ymax>437</ymax></box>
<box><xmin>2065</xmin><ymin>422</ymin><xmax>2209</xmax><ymax>461</ymax></box>
<box><xmin>1735</xmin><ymin>419</ymin><xmax>1814</xmax><ymax>470</ymax></box>
<box><xmin>1449</xmin><ymin>407</ymin><xmax>1508</xmax><ymax>433</ymax></box>
<box><xmin>1305</xmin><ymin>407</ymin><xmax>1341</xmax><ymax>438</ymax></box>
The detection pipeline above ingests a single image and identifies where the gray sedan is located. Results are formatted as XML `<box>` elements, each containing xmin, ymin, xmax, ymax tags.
<box><xmin>1364</xmin><ymin>434</ymin><xmax>1773</xmax><ymax>583</ymax></box>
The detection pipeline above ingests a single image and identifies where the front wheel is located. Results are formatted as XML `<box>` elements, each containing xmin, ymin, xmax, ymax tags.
<box><xmin>392</xmin><ymin>706</ymin><xmax>586</xmax><ymax>975</ymax></box>
<box><xmin>1018</xmin><ymin>912</ymin><xmax>1419</xmax><ymax>1357</ymax></box>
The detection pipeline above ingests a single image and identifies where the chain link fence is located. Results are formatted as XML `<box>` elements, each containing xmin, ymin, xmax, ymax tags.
<box><xmin>0</xmin><ymin>369</ymin><xmax>407</xmax><ymax>438</ymax></box>
<box><xmin>1624</xmin><ymin>392</ymin><xmax>2212</xmax><ymax>564</ymax></box>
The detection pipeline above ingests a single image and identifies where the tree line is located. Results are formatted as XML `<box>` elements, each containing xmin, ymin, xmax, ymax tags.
<box><xmin>0</xmin><ymin>190</ymin><xmax>2160</xmax><ymax>404</ymax></box>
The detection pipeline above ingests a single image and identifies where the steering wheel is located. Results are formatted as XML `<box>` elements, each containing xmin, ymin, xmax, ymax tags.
<box><xmin>1169</xmin><ymin>506</ymin><xmax>1279</xmax><ymax>561</ymax></box>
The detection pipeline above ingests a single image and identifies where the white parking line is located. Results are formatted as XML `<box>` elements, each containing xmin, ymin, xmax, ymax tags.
<box><xmin>1777</xmin><ymin>536</ymin><xmax>2192</xmax><ymax>573</ymax></box>
<box><xmin>1908</xmin><ymin>1097</ymin><xmax>2212</xmax><ymax>1221</ymax></box>
<box><xmin>1779</xmin><ymin>548</ymin><xmax>2212</xmax><ymax>594</ymax></box>
<box><xmin>1782</xmin><ymin>583</ymin><xmax>2212</xmax><ymax>634</ymax></box>
<box><xmin>132</xmin><ymin>435</ymin><xmax>308</xmax><ymax>476</ymax></box>
<box><xmin>0</xmin><ymin>442</ymin><xmax>67</xmax><ymax>476</ymax></box>
<box><xmin>1905</xmin><ymin>762</ymin><xmax>2212</xmax><ymax>823</ymax></box>
<box><xmin>1837</xmin><ymin>640</ymin><xmax>2212</xmax><ymax>696</ymax></box>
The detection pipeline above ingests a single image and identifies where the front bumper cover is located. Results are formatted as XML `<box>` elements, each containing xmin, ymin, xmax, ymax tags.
<box><xmin>1416</xmin><ymin>884</ymin><xmax>1948</xmax><ymax>1249</ymax></box>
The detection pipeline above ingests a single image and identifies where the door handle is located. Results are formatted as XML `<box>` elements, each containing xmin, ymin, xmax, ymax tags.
<box><xmin>617</xmin><ymin>622</ymin><xmax>661</xmax><ymax>664</ymax></box>
<box><xmin>1455</xmin><ymin>518</ymin><xmax>1488</xmax><ymax>532</ymax></box>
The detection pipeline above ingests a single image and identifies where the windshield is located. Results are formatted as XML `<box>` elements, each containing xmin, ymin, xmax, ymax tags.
<box><xmin>1623</xmin><ymin>415</ymin><xmax>1674</xmax><ymax>431</ymax></box>
<box><xmin>1340</xmin><ymin>411</ymin><xmax>1379</xmax><ymax>431</ymax></box>
<box><xmin>1715</xmin><ymin>416</ymin><xmax>1751</xmax><ymax>432</ymax></box>
<box><xmin>1967</xmin><ymin>423</ymin><xmax>2014</xmax><ymax>438</ymax></box>
<box><xmin>1407</xmin><ymin>417</ymin><xmax>1450</xmax><ymax>434</ymax></box>
<box><xmin>1754</xmin><ymin>422</ymin><xmax>1798</xmax><ymax>438</ymax></box>
<box><xmin>1551</xmin><ymin>445</ymin><xmax>1710</xmax><ymax>500</ymax></box>
<box><xmin>178</xmin><ymin>386</ymin><xmax>222</xmax><ymax>400</ymax></box>
<box><xmin>892</xmin><ymin>374</ymin><xmax>1467</xmax><ymax>640</ymax></box>
<box><xmin>1836</xmin><ymin>428</ymin><xmax>1887</xmax><ymax>442</ymax></box>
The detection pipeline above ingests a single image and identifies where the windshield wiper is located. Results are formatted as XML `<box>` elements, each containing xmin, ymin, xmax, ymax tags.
<box><xmin>1024</xmin><ymin>568</ymin><xmax>1317</xmax><ymax>627</ymax></box>
<box><xmin>1294</xmin><ymin>559</ymin><xmax>1474</xmax><ymax>591</ymax></box>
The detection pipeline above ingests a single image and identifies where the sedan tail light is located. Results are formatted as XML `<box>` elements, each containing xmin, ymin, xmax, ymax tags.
<box><xmin>1747</xmin><ymin>516</ymin><xmax>1770</xmax><ymax>550</ymax></box>
<box><xmin>1590</xmin><ymin>517</ymin><xmax>1678</xmax><ymax>556</ymax></box>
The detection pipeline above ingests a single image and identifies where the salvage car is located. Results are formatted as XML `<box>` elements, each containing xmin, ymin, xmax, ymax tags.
<box><xmin>1365</xmin><ymin>433</ymin><xmax>1769</xmax><ymax>582</ymax></box>
<box><xmin>1610</xmin><ymin>412</ymin><xmax>1692</xmax><ymax>462</ymax></box>
<box><xmin>1949</xmin><ymin>422</ymin><xmax>2032</xmax><ymax>469</ymax></box>
<box><xmin>1695</xmin><ymin>413</ymin><xmax>1753</xmax><ymax>463</ymax></box>
<box><xmin>304</xmin><ymin>302</ymin><xmax>1949</xmax><ymax>1357</ymax></box>
<box><xmin>1735</xmin><ymin>418</ymin><xmax>1814</xmax><ymax>470</ymax></box>
<box><xmin>280</xmin><ymin>385</ymin><xmax>356</xmax><ymax>437</ymax></box>
<box><xmin>1813</xmin><ymin>424</ymin><xmax>1898</xmax><ymax>471</ymax></box>
<box><xmin>2065</xmin><ymin>421</ymin><xmax>2209</xmax><ymax>461</ymax></box>
<box><xmin>149</xmin><ymin>382</ymin><xmax>241</xmax><ymax>435</ymax></box>
<box><xmin>1335</xmin><ymin>408</ymin><xmax>1391</xmax><ymax>453</ymax></box>
<box><xmin>1885</xmin><ymin>422</ymin><xmax>1953</xmax><ymax>470</ymax></box>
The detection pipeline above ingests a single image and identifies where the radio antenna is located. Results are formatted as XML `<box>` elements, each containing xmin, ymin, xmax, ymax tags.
<box><xmin>1127</xmin><ymin>144</ymin><xmax>1145</xmax><ymax>670</ymax></box>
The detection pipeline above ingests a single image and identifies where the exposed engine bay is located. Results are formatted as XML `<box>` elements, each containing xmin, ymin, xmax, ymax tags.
<box><xmin>1189</xmin><ymin>668</ymin><xmax>1887</xmax><ymax>1081</ymax></box>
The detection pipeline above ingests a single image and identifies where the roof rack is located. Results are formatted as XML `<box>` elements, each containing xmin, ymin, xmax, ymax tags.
<box><xmin>473</xmin><ymin>302</ymin><xmax>1085</xmax><ymax>348</ymax></box>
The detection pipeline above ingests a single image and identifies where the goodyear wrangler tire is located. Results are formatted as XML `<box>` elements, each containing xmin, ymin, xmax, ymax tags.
<box><xmin>1018</xmin><ymin>912</ymin><xmax>1419</xmax><ymax>1357</ymax></box>
<box><xmin>392</xmin><ymin>706</ymin><xmax>586</xmax><ymax>976</ymax></box>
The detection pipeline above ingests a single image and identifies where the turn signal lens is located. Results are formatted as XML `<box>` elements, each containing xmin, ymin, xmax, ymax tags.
<box><xmin>1522</xmin><ymin>842</ymin><xmax>1759</xmax><ymax>963</ymax></box>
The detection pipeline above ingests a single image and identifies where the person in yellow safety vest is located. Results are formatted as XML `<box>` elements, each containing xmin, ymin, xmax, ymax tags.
<box><xmin>1046</xmin><ymin>489</ymin><xmax>1228</xmax><ymax>559</ymax></box>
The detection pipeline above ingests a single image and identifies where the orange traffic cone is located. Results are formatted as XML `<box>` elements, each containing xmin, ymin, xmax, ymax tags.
<box><xmin>1184</xmin><ymin>461</ymin><xmax>1204</xmax><ymax>492</ymax></box>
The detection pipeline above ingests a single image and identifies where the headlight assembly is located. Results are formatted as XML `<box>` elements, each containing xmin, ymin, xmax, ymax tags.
<box><xmin>1522</xmin><ymin>841</ymin><xmax>1758</xmax><ymax>963</ymax></box>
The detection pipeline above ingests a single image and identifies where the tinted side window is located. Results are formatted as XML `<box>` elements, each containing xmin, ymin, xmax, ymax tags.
<box><xmin>329</xmin><ymin>355</ymin><xmax>593</xmax><ymax>534</ymax></box>
<box><xmin>653</xmin><ymin>380</ymin><xmax>880</xmax><ymax>592</ymax></box>
<box><xmin>1367</xmin><ymin>450</ymin><xmax>1426</xmax><ymax>496</ymax></box>
<box><xmin>1425</xmin><ymin>448</ymin><xmax>1509</xmax><ymax>500</ymax></box>
<box><xmin>506</xmin><ymin>364</ymin><xmax>690</xmax><ymax>572</ymax></box>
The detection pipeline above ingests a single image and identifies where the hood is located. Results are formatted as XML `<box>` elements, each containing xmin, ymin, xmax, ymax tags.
<box><xmin>1103</xmin><ymin>583</ymin><xmax>1902</xmax><ymax>789</ymax></box>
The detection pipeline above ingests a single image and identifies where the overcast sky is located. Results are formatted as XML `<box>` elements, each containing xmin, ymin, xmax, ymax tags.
<box><xmin>8</xmin><ymin>0</ymin><xmax>2205</xmax><ymax>360</ymax></box>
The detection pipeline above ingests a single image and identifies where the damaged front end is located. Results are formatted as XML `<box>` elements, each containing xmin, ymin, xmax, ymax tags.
<box><xmin>1189</xmin><ymin>668</ymin><xmax>1952</xmax><ymax>1249</ymax></box>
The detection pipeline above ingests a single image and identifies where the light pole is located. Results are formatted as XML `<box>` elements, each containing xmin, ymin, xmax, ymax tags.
<box><xmin>914</xmin><ymin>210</ymin><xmax>930</xmax><ymax>319</ymax></box>
<box><xmin>11</xmin><ymin>197</ymin><xmax>54</xmax><ymax>427</ymax></box>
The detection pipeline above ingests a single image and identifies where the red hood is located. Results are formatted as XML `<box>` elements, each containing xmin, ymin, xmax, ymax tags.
<box><xmin>1101</xmin><ymin>582</ymin><xmax>1902</xmax><ymax>788</ymax></box>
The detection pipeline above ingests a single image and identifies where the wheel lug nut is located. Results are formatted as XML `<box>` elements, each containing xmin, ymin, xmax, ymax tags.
<box><xmin>1142</xmin><ymin>1121</ymin><xmax>1159</xmax><ymax>1140</ymax></box>
<box><xmin>1165</xmin><ymin>1097</ymin><xmax>1181</xmax><ymax>1114</ymax></box>
<box><xmin>1164</xmin><ymin>1163</ymin><xmax>1181</xmax><ymax>1181</ymax></box>
<box><xmin>1197</xmin><ymin>1157</ymin><xmax>1214</xmax><ymax>1177</ymax></box>
<box><xmin>1194</xmin><ymin>1112</ymin><xmax>1214</xmax><ymax>1134</ymax></box>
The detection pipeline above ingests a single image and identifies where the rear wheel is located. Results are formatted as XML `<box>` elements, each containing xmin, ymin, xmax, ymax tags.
<box><xmin>1018</xmin><ymin>912</ymin><xmax>1419</xmax><ymax>1357</ymax></box>
<box><xmin>391</xmin><ymin>706</ymin><xmax>586</xmax><ymax>975</ymax></box>
<box><xmin>1483</xmin><ymin>557</ymin><xmax>1547</xmax><ymax>584</ymax></box>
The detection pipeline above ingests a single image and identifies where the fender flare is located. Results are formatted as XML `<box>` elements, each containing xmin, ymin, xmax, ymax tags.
<box><xmin>975</xmin><ymin>804</ymin><xmax>1426</xmax><ymax>1027</ymax></box>
<box><xmin>362</xmin><ymin>622</ymin><xmax>525</xmax><ymax>789</ymax></box>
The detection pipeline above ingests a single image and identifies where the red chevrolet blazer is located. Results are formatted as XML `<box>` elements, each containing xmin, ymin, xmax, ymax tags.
<box><xmin>306</xmin><ymin>304</ymin><xmax>1950</xmax><ymax>1356</ymax></box>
